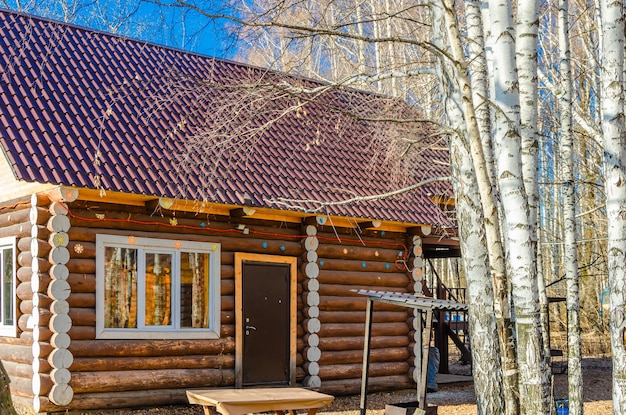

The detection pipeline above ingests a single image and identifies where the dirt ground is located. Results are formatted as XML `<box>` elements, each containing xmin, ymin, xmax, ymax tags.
<box><xmin>58</xmin><ymin>357</ymin><xmax>612</xmax><ymax>415</ymax></box>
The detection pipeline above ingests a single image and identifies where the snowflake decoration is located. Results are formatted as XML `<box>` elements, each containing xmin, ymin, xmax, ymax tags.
<box><xmin>169</xmin><ymin>217</ymin><xmax>178</xmax><ymax>226</ymax></box>
<box><xmin>95</xmin><ymin>213</ymin><xmax>105</xmax><ymax>220</ymax></box>
<box><xmin>74</xmin><ymin>244</ymin><xmax>84</xmax><ymax>254</ymax></box>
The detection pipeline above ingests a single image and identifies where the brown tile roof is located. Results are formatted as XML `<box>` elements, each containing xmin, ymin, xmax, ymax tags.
<box><xmin>0</xmin><ymin>9</ymin><xmax>452</xmax><ymax>226</ymax></box>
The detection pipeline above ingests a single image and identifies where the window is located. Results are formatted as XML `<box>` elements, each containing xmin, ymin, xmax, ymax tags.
<box><xmin>0</xmin><ymin>237</ymin><xmax>16</xmax><ymax>337</ymax></box>
<box><xmin>96</xmin><ymin>235</ymin><xmax>221</xmax><ymax>339</ymax></box>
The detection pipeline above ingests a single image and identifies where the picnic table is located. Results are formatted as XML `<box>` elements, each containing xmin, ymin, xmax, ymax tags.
<box><xmin>186</xmin><ymin>387</ymin><xmax>334</xmax><ymax>415</ymax></box>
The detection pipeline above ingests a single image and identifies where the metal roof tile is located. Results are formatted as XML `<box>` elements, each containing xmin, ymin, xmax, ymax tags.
<box><xmin>0</xmin><ymin>9</ymin><xmax>452</xmax><ymax>227</ymax></box>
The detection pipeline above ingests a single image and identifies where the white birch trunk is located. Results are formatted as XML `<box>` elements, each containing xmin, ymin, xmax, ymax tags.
<box><xmin>488</xmin><ymin>0</ymin><xmax>550</xmax><ymax>413</ymax></box>
<box><xmin>464</xmin><ymin>2</ymin><xmax>518</xmax><ymax>412</ymax></box>
<box><xmin>516</xmin><ymin>0</ymin><xmax>554</xmax><ymax>407</ymax></box>
<box><xmin>557</xmin><ymin>0</ymin><xmax>583</xmax><ymax>413</ymax></box>
<box><xmin>431</xmin><ymin>3</ymin><xmax>505</xmax><ymax>412</ymax></box>
<box><xmin>599</xmin><ymin>0</ymin><xmax>626</xmax><ymax>412</ymax></box>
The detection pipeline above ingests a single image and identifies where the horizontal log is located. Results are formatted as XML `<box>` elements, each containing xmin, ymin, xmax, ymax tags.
<box><xmin>0</xmin><ymin>206</ymin><xmax>37</xmax><ymax>226</ymax></box>
<box><xmin>317</xmin><ymin>257</ymin><xmax>400</xmax><ymax>273</ymax></box>
<box><xmin>318</xmin><ymin>322</ymin><xmax>409</xmax><ymax>338</ymax></box>
<box><xmin>221</xmin><ymin>311</ymin><xmax>234</xmax><ymax>325</ymax></box>
<box><xmin>30</xmin><ymin>224</ymin><xmax>52</xmax><ymax>241</ymax></box>
<box><xmin>3</xmin><ymin>359</ymin><xmax>51</xmax><ymax>379</ymax></box>
<box><xmin>16</xmin><ymin>266</ymin><xmax>33</xmax><ymax>282</ymax></box>
<box><xmin>221</xmin><ymin>294</ymin><xmax>234</xmax><ymax>311</ymax></box>
<box><xmin>67</xmin><ymin>293</ymin><xmax>95</xmax><ymax>308</ymax></box>
<box><xmin>9</xmin><ymin>375</ymin><xmax>41</xmax><ymax>399</ymax></box>
<box><xmin>66</xmin><ymin>225</ymin><xmax>304</xmax><ymax>256</ymax></box>
<box><xmin>0</xmin><ymin>221</ymin><xmax>31</xmax><ymax>239</ymax></box>
<box><xmin>66</xmin><ymin>258</ymin><xmax>96</xmax><ymax>274</ymax></box>
<box><xmin>67</xmin><ymin>325</ymin><xmax>96</xmax><ymax>340</ymax></box>
<box><xmin>66</xmin><ymin>241</ymin><xmax>95</xmax><ymax>259</ymax></box>
<box><xmin>318</xmin><ymin>296</ymin><xmax>405</xmax><ymax>312</ymax></box>
<box><xmin>70</xmin><ymin>368</ymin><xmax>235</xmax><ymax>393</ymax></box>
<box><xmin>222</xmin><ymin>264</ymin><xmax>234</xmax><ymax>279</ymax></box>
<box><xmin>221</xmin><ymin>324</ymin><xmax>235</xmax><ymax>337</ymax></box>
<box><xmin>17</xmin><ymin>236</ymin><xmax>32</xmax><ymax>252</ymax></box>
<box><xmin>318</xmin><ymin>347</ymin><xmax>410</xmax><ymax>365</ymax></box>
<box><xmin>69</xmin><ymin>209</ymin><xmax>301</xmax><ymax>238</ymax></box>
<box><xmin>222</xmin><ymin>278</ymin><xmax>235</xmax><ymax>295</ymax></box>
<box><xmin>68</xmin><ymin>307</ymin><xmax>95</xmax><ymax>326</ymax></box>
<box><xmin>69</xmin><ymin>338</ymin><xmax>235</xmax><ymax>357</ymax></box>
<box><xmin>318</xmin><ymin>310</ymin><xmax>407</xmax><ymax>324</ymax></box>
<box><xmin>318</xmin><ymin>284</ymin><xmax>405</xmax><ymax>297</ymax></box>
<box><xmin>318</xmin><ymin>336</ymin><xmax>410</xmax><ymax>351</ymax></box>
<box><xmin>66</xmin><ymin>273</ymin><xmax>96</xmax><ymax>293</ymax></box>
<box><xmin>0</xmin><ymin>343</ymin><xmax>38</xmax><ymax>364</ymax></box>
<box><xmin>70</xmin><ymin>354</ymin><xmax>235</xmax><ymax>372</ymax></box>
<box><xmin>17</xmin><ymin>252</ymin><xmax>51</xmax><ymax>272</ymax></box>
<box><xmin>31</xmin><ymin>388</ymin><xmax>192</xmax><ymax>413</ymax></box>
<box><xmin>317</xmin><ymin>242</ymin><xmax>404</xmax><ymax>264</ymax></box>
<box><xmin>320</xmin><ymin>361</ymin><xmax>410</xmax><ymax>380</ymax></box>
<box><xmin>317</xmin><ymin>270</ymin><xmax>410</xmax><ymax>287</ymax></box>
<box><xmin>320</xmin><ymin>374</ymin><xmax>412</xmax><ymax>396</ymax></box>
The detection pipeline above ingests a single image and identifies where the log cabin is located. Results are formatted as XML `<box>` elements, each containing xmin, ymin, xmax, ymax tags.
<box><xmin>0</xmin><ymin>8</ymin><xmax>461</xmax><ymax>414</ymax></box>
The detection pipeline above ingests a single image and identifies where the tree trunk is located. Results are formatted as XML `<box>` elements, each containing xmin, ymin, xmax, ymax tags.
<box><xmin>1</xmin><ymin>362</ymin><xmax>17</xmax><ymax>415</ymax></box>
<box><xmin>599</xmin><ymin>0</ymin><xmax>626</xmax><ymax>412</ymax></box>
<box><xmin>557</xmin><ymin>0</ymin><xmax>583</xmax><ymax>413</ymax></box>
<box><xmin>432</xmin><ymin>2</ymin><xmax>505</xmax><ymax>413</ymax></box>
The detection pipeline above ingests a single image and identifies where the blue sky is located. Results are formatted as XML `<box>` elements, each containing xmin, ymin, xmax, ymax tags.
<box><xmin>2</xmin><ymin>0</ymin><xmax>236</xmax><ymax>59</ymax></box>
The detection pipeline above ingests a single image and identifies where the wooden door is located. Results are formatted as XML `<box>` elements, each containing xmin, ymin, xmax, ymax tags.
<box><xmin>235</xmin><ymin>254</ymin><xmax>297</xmax><ymax>387</ymax></box>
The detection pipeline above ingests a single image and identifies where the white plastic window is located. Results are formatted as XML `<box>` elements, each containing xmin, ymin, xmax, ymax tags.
<box><xmin>96</xmin><ymin>235</ymin><xmax>221</xmax><ymax>339</ymax></box>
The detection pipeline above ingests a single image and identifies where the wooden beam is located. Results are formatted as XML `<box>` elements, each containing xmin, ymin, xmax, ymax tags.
<box><xmin>229</xmin><ymin>207</ymin><xmax>257</xmax><ymax>218</ymax></box>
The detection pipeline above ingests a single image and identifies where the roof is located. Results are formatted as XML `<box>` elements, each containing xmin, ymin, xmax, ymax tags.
<box><xmin>0</xmin><ymin>9</ymin><xmax>452</xmax><ymax>225</ymax></box>
<box><xmin>352</xmin><ymin>289</ymin><xmax>468</xmax><ymax>311</ymax></box>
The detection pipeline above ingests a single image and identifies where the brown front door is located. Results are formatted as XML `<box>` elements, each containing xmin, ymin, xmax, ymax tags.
<box><xmin>242</xmin><ymin>262</ymin><xmax>290</xmax><ymax>385</ymax></box>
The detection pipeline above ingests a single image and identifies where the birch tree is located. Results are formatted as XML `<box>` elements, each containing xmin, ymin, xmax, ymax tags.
<box><xmin>599</xmin><ymin>0</ymin><xmax>626</xmax><ymax>412</ymax></box>
<box><xmin>557</xmin><ymin>0</ymin><xmax>583</xmax><ymax>413</ymax></box>
<box><xmin>432</xmin><ymin>3</ymin><xmax>505</xmax><ymax>412</ymax></box>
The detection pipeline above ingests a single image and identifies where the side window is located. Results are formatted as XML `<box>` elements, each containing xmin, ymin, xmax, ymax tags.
<box><xmin>96</xmin><ymin>235</ymin><xmax>221</xmax><ymax>339</ymax></box>
<box><xmin>0</xmin><ymin>237</ymin><xmax>16</xmax><ymax>337</ymax></box>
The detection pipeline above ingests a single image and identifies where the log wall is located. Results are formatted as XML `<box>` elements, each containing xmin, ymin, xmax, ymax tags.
<box><xmin>311</xmin><ymin>227</ymin><xmax>417</xmax><ymax>396</ymax></box>
<box><xmin>0</xmin><ymin>195</ymin><xmax>427</xmax><ymax>412</ymax></box>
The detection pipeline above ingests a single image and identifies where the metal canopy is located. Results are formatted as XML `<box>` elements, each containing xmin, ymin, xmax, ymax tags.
<box><xmin>354</xmin><ymin>290</ymin><xmax>468</xmax><ymax>415</ymax></box>
<box><xmin>353</xmin><ymin>289</ymin><xmax>468</xmax><ymax>312</ymax></box>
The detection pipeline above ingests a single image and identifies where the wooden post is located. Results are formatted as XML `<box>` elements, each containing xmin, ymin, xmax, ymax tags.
<box><xmin>359</xmin><ymin>298</ymin><xmax>373</xmax><ymax>415</ymax></box>
<box><xmin>418</xmin><ymin>309</ymin><xmax>433</xmax><ymax>410</ymax></box>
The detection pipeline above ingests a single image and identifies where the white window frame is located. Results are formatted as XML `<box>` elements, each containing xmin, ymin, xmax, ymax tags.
<box><xmin>96</xmin><ymin>234</ymin><xmax>221</xmax><ymax>339</ymax></box>
<box><xmin>0</xmin><ymin>236</ymin><xmax>16</xmax><ymax>337</ymax></box>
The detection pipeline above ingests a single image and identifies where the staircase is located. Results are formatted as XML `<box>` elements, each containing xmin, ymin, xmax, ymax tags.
<box><xmin>424</xmin><ymin>261</ymin><xmax>471</xmax><ymax>373</ymax></box>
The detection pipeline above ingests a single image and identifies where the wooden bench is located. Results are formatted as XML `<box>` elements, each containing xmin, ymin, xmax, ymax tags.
<box><xmin>186</xmin><ymin>387</ymin><xmax>334</xmax><ymax>415</ymax></box>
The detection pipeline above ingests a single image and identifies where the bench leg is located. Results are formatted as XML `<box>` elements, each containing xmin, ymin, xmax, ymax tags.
<box><xmin>203</xmin><ymin>406</ymin><xmax>216</xmax><ymax>415</ymax></box>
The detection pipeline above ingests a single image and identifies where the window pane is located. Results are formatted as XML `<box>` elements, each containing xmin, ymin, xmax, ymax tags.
<box><xmin>145</xmin><ymin>253</ymin><xmax>172</xmax><ymax>326</ymax></box>
<box><xmin>2</xmin><ymin>247</ymin><xmax>13</xmax><ymax>325</ymax></box>
<box><xmin>104</xmin><ymin>247</ymin><xmax>137</xmax><ymax>328</ymax></box>
<box><xmin>180</xmin><ymin>252</ymin><xmax>210</xmax><ymax>328</ymax></box>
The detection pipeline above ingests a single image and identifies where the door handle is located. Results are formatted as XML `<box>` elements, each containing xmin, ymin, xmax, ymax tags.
<box><xmin>246</xmin><ymin>325</ymin><xmax>257</xmax><ymax>330</ymax></box>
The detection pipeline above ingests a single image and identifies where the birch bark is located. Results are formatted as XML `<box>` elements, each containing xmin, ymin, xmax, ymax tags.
<box><xmin>488</xmin><ymin>0</ymin><xmax>550</xmax><ymax>412</ymax></box>
<box><xmin>557</xmin><ymin>0</ymin><xmax>583</xmax><ymax>413</ymax></box>
<box><xmin>431</xmin><ymin>3</ymin><xmax>504</xmax><ymax>412</ymax></box>
<box><xmin>463</xmin><ymin>2</ymin><xmax>518</xmax><ymax>412</ymax></box>
<box><xmin>599</xmin><ymin>0</ymin><xmax>626</xmax><ymax>412</ymax></box>
<box><xmin>517</xmin><ymin>1</ymin><xmax>555</xmax><ymax>408</ymax></box>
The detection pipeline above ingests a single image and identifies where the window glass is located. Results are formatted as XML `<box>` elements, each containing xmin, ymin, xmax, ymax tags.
<box><xmin>96</xmin><ymin>235</ymin><xmax>220</xmax><ymax>339</ymax></box>
<box><xmin>103</xmin><ymin>246</ymin><xmax>137</xmax><ymax>329</ymax></box>
<box><xmin>0</xmin><ymin>237</ymin><xmax>16</xmax><ymax>337</ymax></box>
<box><xmin>180</xmin><ymin>252</ymin><xmax>210</xmax><ymax>328</ymax></box>
<box><xmin>2</xmin><ymin>247</ymin><xmax>14</xmax><ymax>325</ymax></box>
<box><xmin>145</xmin><ymin>252</ymin><xmax>172</xmax><ymax>327</ymax></box>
